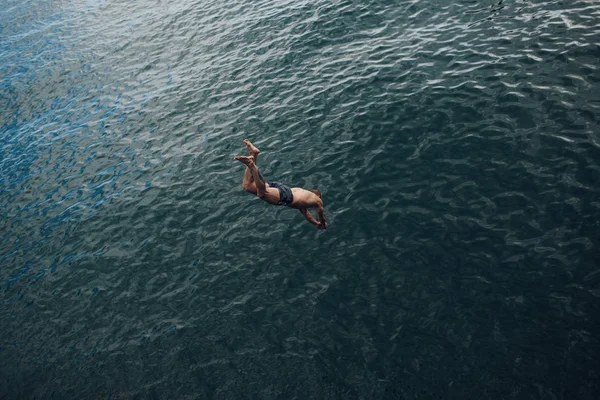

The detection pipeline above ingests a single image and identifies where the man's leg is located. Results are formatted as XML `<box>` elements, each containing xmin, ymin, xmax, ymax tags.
<box><xmin>235</xmin><ymin>156</ymin><xmax>266</xmax><ymax>198</ymax></box>
<box><xmin>242</xmin><ymin>167</ymin><xmax>257</xmax><ymax>194</ymax></box>
<box><xmin>241</xmin><ymin>139</ymin><xmax>260</xmax><ymax>193</ymax></box>
<box><xmin>244</xmin><ymin>139</ymin><xmax>260</xmax><ymax>162</ymax></box>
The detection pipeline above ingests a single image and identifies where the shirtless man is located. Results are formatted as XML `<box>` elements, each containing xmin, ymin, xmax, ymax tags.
<box><xmin>234</xmin><ymin>139</ymin><xmax>328</xmax><ymax>230</ymax></box>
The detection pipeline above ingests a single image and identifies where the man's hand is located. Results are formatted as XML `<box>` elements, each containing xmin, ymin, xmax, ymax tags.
<box><xmin>317</xmin><ymin>221</ymin><xmax>328</xmax><ymax>230</ymax></box>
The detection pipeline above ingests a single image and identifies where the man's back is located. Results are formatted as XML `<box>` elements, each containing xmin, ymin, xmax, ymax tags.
<box><xmin>289</xmin><ymin>188</ymin><xmax>321</xmax><ymax>209</ymax></box>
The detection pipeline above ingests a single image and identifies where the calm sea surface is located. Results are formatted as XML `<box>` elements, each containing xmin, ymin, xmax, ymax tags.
<box><xmin>1</xmin><ymin>0</ymin><xmax>600</xmax><ymax>398</ymax></box>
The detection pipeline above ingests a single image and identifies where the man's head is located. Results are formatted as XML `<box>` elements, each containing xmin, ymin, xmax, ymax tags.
<box><xmin>310</xmin><ymin>189</ymin><xmax>322</xmax><ymax>198</ymax></box>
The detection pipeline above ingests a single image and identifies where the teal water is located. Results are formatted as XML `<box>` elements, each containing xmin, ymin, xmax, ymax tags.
<box><xmin>2</xmin><ymin>0</ymin><xmax>600</xmax><ymax>398</ymax></box>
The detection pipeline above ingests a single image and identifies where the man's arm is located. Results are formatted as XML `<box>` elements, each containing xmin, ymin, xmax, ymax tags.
<box><xmin>316</xmin><ymin>201</ymin><xmax>327</xmax><ymax>229</ymax></box>
<box><xmin>299</xmin><ymin>208</ymin><xmax>324</xmax><ymax>229</ymax></box>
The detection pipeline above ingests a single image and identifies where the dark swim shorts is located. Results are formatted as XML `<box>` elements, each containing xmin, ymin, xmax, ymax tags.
<box><xmin>267</xmin><ymin>181</ymin><xmax>294</xmax><ymax>206</ymax></box>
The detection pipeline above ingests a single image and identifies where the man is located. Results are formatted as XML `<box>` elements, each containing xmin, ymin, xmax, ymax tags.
<box><xmin>234</xmin><ymin>139</ymin><xmax>328</xmax><ymax>230</ymax></box>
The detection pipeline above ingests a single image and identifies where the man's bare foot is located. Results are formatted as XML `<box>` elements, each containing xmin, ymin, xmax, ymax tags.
<box><xmin>243</xmin><ymin>139</ymin><xmax>260</xmax><ymax>157</ymax></box>
<box><xmin>234</xmin><ymin>155</ymin><xmax>255</xmax><ymax>166</ymax></box>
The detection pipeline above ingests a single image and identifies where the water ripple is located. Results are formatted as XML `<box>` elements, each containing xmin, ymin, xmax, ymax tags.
<box><xmin>1</xmin><ymin>0</ymin><xmax>600</xmax><ymax>398</ymax></box>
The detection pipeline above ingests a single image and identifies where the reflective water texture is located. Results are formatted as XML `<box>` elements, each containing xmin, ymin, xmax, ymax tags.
<box><xmin>1</xmin><ymin>0</ymin><xmax>600</xmax><ymax>398</ymax></box>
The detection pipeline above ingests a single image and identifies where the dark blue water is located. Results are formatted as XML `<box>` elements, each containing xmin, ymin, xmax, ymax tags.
<box><xmin>2</xmin><ymin>0</ymin><xmax>600</xmax><ymax>398</ymax></box>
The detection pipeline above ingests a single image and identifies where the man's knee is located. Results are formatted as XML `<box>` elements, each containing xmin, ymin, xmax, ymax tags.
<box><xmin>242</xmin><ymin>183</ymin><xmax>256</xmax><ymax>194</ymax></box>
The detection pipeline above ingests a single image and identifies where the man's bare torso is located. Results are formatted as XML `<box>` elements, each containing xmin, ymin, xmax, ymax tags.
<box><xmin>289</xmin><ymin>187</ymin><xmax>320</xmax><ymax>209</ymax></box>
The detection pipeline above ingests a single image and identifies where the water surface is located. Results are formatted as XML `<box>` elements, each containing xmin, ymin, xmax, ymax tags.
<box><xmin>1</xmin><ymin>0</ymin><xmax>600</xmax><ymax>398</ymax></box>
